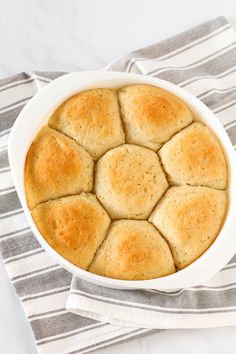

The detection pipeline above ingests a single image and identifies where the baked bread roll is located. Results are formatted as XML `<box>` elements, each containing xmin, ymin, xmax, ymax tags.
<box><xmin>159</xmin><ymin>122</ymin><xmax>227</xmax><ymax>189</ymax></box>
<box><xmin>24</xmin><ymin>84</ymin><xmax>229</xmax><ymax>280</ymax></box>
<box><xmin>149</xmin><ymin>186</ymin><xmax>227</xmax><ymax>269</ymax></box>
<box><xmin>118</xmin><ymin>84</ymin><xmax>193</xmax><ymax>150</ymax></box>
<box><xmin>25</xmin><ymin>126</ymin><xmax>93</xmax><ymax>209</ymax></box>
<box><xmin>49</xmin><ymin>88</ymin><xmax>125</xmax><ymax>159</ymax></box>
<box><xmin>89</xmin><ymin>220</ymin><xmax>175</xmax><ymax>280</ymax></box>
<box><xmin>32</xmin><ymin>193</ymin><xmax>111</xmax><ymax>269</ymax></box>
<box><xmin>95</xmin><ymin>144</ymin><xmax>168</xmax><ymax>219</ymax></box>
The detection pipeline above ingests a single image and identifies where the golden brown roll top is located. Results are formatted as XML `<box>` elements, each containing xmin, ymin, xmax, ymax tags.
<box><xmin>49</xmin><ymin>88</ymin><xmax>125</xmax><ymax>160</ymax></box>
<box><xmin>24</xmin><ymin>126</ymin><xmax>94</xmax><ymax>209</ymax></box>
<box><xmin>32</xmin><ymin>193</ymin><xmax>111</xmax><ymax>269</ymax></box>
<box><xmin>149</xmin><ymin>186</ymin><xmax>227</xmax><ymax>269</ymax></box>
<box><xmin>89</xmin><ymin>220</ymin><xmax>176</xmax><ymax>280</ymax></box>
<box><xmin>118</xmin><ymin>84</ymin><xmax>193</xmax><ymax>150</ymax></box>
<box><xmin>95</xmin><ymin>144</ymin><xmax>168</xmax><ymax>219</ymax></box>
<box><xmin>24</xmin><ymin>84</ymin><xmax>229</xmax><ymax>280</ymax></box>
<box><xmin>159</xmin><ymin>122</ymin><xmax>228</xmax><ymax>189</ymax></box>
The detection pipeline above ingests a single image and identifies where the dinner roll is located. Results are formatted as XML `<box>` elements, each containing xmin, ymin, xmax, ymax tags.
<box><xmin>149</xmin><ymin>186</ymin><xmax>227</xmax><ymax>269</ymax></box>
<box><xmin>49</xmin><ymin>88</ymin><xmax>125</xmax><ymax>159</ymax></box>
<box><xmin>95</xmin><ymin>144</ymin><xmax>168</xmax><ymax>219</ymax></box>
<box><xmin>159</xmin><ymin>122</ymin><xmax>227</xmax><ymax>189</ymax></box>
<box><xmin>118</xmin><ymin>84</ymin><xmax>193</xmax><ymax>150</ymax></box>
<box><xmin>32</xmin><ymin>193</ymin><xmax>111</xmax><ymax>269</ymax></box>
<box><xmin>89</xmin><ymin>220</ymin><xmax>175</xmax><ymax>280</ymax></box>
<box><xmin>25</xmin><ymin>126</ymin><xmax>94</xmax><ymax>209</ymax></box>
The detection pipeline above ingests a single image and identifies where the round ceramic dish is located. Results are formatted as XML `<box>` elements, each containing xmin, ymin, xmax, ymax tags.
<box><xmin>8</xmin><ymin>71</ymin><xmax>236</xmax><ymax>290</ymax></box>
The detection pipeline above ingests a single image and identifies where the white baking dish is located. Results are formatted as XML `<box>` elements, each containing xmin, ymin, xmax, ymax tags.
<box><xmin>8</xmin><ymin>71</ymin><xmax>236</xmax><ymax>290</ymax></box>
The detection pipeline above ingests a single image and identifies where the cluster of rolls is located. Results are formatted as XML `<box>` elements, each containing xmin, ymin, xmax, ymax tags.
<box><xmin>24</xmin><ymin>84</ymin><xmax>228</xmax><ymax>280</ymax></box>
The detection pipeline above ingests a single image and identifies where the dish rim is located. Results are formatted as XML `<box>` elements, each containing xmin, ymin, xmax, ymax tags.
<box><xmin>8</xmin><ymin>70</ymin><xmax>236</xmax><ymax>290</ymax></box>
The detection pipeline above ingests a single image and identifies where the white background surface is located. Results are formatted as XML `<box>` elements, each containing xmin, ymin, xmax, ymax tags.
<box><xmin>1</xmin><ymin>0</ymin><xmax>236</xmax><ymax>353</ymax></box>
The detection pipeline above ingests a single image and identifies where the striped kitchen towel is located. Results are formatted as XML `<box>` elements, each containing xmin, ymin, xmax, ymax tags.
<box><xmin>0</xmin><ymin>15</ymin><xmax>236</xmax><ymax>354</ymax></box>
